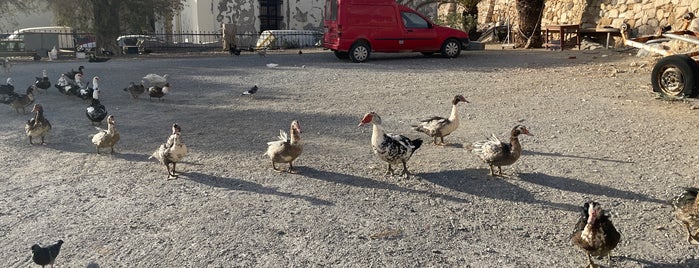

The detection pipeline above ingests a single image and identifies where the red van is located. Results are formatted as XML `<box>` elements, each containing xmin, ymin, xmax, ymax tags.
<box><xmin>323</xmin><ymin>0</ymin><xmax>469</xmax><ymax>62</ymax></box>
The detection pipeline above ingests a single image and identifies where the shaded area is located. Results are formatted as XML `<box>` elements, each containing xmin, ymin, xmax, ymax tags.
<box><xmin>183</xmin><ymin>171</ymin><xmax>333</xmax><ymax>206</ymax></box>
<box><xmin>524</xmin><ymin>150</ymin><xmax>633</xmax><ymax>164</ymax></box>
<box><xmin>519</xmin><ymin>172</ymin><xmax>665</xmax><ymax>204</ymax></box>
<box><xmin>297</xmin><ymin>166</ymin><xmax>470</xmax><ymax>204</ymax></box>
<box><xmin>421</xmin><ymin>169</ymin><xmax>579</xmax><ymax>212</ymax></box>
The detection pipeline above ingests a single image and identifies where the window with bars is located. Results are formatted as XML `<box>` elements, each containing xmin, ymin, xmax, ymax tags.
<box><xmin>259</xmin><ymin>0</ymin><xmax>283</xmax><ymax>32</ymax></box>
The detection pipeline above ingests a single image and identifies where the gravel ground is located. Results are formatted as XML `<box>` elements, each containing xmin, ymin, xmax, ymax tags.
<box><xmin>1</xmin><ymin>46</ymin><xmax>699</xmax><ymax>268</ymax></box>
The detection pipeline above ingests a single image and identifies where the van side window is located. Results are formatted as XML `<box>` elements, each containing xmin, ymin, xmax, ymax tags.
<box><xmin>401</xmin><ymin>12</ymin><xmax>429</xmax><ymax>29</ymax></box>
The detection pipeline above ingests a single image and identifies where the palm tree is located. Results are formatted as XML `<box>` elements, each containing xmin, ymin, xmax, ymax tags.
<box><xmin>515</xmin><ymin>0</ymin><xmax>544</xmax><ymax>48</ymax></box>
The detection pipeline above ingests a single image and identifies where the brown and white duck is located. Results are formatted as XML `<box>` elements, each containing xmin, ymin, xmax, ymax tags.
<box><xmin>671</xmin><ymin>187</ymin><xmax>699</xmax><ymax>244</ymax></box>
<box><xmin>91</xmin><ymin>115</ymin><xmax>120</xmax><ymax>154</ymax></box>
<box><xmin>264</xmin><ymin>120</ymin><xmax>303</xmax><ymax>173</ymax></box>
<box><xmin>471</xmin><ymin>125</ymin><xmax>532</xmax><ymax>176</ymax></box>
<box><xmin>123</xmin><ymin>81</ymin><xmax>146</xmax><ymax>99</ymax></box>
<box><xmin>25</xmin><ymin>104</ymin><xmax>51</xmax><ymax>145</ymax></box>
<box><xmin>412</xmin><ymin>95</ymin><xmax>468</xmax><ymax>145</ymax></box>
<box><xmin>571</xmin><ymin>201</ymin><xmax>621</xmax><ymax>268</ymax></box>
<box><xmin>148</xmin><ymin>83</ymin><xmax>169</xmax><ymax>101</ymax></box>
<box><xmin>359</xmin><ymin>112</ymin><xmax>423</xmax><ymax>178</ymax></box>
<box><xmin>149</xmin><ymin>123</ymin><xmax>187</xmax><ymax>179</ymax></box>
<box><xmin>9</xmin><ymin>85</ymin><xmax>35</xmax><ymax>114</ymax></box>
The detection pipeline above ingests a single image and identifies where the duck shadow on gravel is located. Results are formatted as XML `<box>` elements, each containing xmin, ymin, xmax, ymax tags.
<box><xmin>518</xmin><ymin>172</ymin><xmax>665</xmax><ymax>204</ymax></box>
<box><xmin>297</xmin><ymin>166</ymin><xmax>470</xmax><ymax>203</ymax></box>
<box><xmin>181</xmin><ymin>171</ymin><xmax>333</xmax><ymax>206</ymax></box>
<box><xmin>420</xmin><ymin>169</ymin><xmax>579</xmax><ymax>212</ymax></box>
<box><xmin>618</xmin><ymin>256</ymin><xmax>699</xmax><ymax>268</ymax></box>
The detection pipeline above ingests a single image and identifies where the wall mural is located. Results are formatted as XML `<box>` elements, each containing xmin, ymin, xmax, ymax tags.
<box><xmin>215</xmin><ymin>0</ymin><xmax>257</xmax><ymax>34</ymax></box>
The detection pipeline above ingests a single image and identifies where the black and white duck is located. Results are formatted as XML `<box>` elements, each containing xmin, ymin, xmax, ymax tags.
<box><xmin>86</xmin><ymin>88</ymin><xmax>106</xmax><ymax>125</ymax></box>
<box><xmin>358</xmin><ymin>112</ymin><xmax>423</xmax><ymax>178</ymax></box>
<box><xmin>34</xmin><ymin>69</ymin><xmax>51</xmax><ymax>91</ymax></box>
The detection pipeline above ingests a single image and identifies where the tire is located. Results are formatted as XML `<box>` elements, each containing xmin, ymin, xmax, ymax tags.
<box><xmin>349</xmin><ymin>42</ymin><xmax>370</xmax><ymax>63</ymax></box>
<box><xmin>334</xmin><ymin>51</ymin><xmax>349</xmax><ymax>59</ymax></box>
<box><xmin>651</xmin><ymin>55</ymin><xmax>699</xmax><ymax>97</ymax></box>
<box><xmin>440</xmin><ymin>39</ymin><xmax>461</xmax><ymax>58</ymax></box>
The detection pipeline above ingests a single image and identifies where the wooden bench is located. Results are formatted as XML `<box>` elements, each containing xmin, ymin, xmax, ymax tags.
<box><xmin>579</xmin><ymin>27</ymin><xmax>621</xmax><ymax>48</ymax></box>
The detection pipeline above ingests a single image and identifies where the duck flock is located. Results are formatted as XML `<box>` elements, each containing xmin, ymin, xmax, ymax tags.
<box><xmin>2</xmin><ymin>58</ymin><xmax>698</xmax><ymax>268</ymax></box>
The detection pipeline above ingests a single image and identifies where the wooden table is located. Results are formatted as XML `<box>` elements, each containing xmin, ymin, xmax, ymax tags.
<box><xmin>543</xmin><ymin>24</ymin><xmax>580</xmax><ymax>50</ymax></box>
<box><xmin>580</xmin><ymin>27</ymin><xmax>621</xmax><ymax>48</ymax></box>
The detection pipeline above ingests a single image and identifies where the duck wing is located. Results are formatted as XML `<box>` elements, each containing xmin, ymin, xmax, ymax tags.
<box><xmin>472</xmin><ymin>134</ymin><xmax>510</xmax><ymax>162</ymax></box>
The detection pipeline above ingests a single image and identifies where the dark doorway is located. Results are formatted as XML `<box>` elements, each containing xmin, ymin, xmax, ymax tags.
<box><xmin>260</xmin><ymin>0</ymin><xmax>283</xmax><ymax>32</ymax></box>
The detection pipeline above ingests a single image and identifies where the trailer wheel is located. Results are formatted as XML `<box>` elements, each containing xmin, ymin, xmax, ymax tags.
<box><xmin>651</xmin><ymin>55</ymin><xmax>699</xmax><ymax>97</ymax></box>
<box><xmin>349</xmin><ymin>41</ymin><xmax>370</xmax><ymax>63</ymax></box>
<box><xmin>334</xmin><ymin>51</ymin><xmax>349</xmax><ymax>59</ymax></box>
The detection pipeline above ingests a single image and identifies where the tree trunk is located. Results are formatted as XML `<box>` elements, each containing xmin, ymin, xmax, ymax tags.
<box><xmin>92</xmin><ymin>0</ymin><xmax>121</xmax><ymax>54</ymax></box>
<box><xmin>462</xmin><ymin>1</ymin><xmax>478</xmax><ymax>40</ymax></box>
<box><xmin>515</xmin><ymin>0</ymin><xmax>544</xmax><ymax>48</ymax></box>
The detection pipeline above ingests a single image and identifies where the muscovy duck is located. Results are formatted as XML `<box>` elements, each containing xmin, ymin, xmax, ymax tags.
<box><xmin>25</xmin><ymin>104</ymin><xmax>51</xmax><ymax>145</ymax></box>
<box><xmin>64</xmin><ymin>65</ymin><xmax>84</xmax><ymax>81</ymax></box>
<box><xmin>31</xmin><ymin>239</ymin><xmax>63</xmax><ymax>268</ymax></box>
<box><xmin>86</xmin><ymin>88</ymin><xmax>106</xmax><ymax>125</ymax></box>
<box><xmin>358</xmin><ymin>112</ymin><xmax>423</xmax><ymax>178</ymax></box>
<box><xmin>8</xmin><ymin>85</ymin><xmax>35</xmax><ymax>114</ymax></box>
<box><xmin>242</xmin><ymin>84</ymin><xmax>258</xmax><ymax>96</ymax></box>
<box><xmin>75</xmin><ymin>76</ymin><xmax>98</xmax><ymax>101</ymax></box>
<box><xmin>143</xmin><ymin>73</ymin><xmax>168</xmax><ymax>87</ymax></box>
<box><xmin>0</xmin><ymin>77</ymin><xmax>16</xmax><ymax>104</ymax></box>
<box><xmin>66</xmin><ymin>73</ymin><xmax>87</xmax><ymax>97</ymax></box>
<box><xmin>149</xmin><ymin>123</ymin><xmax>187</xmax><ymax>179</ymax></box>
<box><xmin>571</xmin><ymin>201</ymin><xmax>621</xmax><ymax>268</ymax></box>
<box><xmin>123</xmin><ymin>81</ymin><xmax>146</xmax><ymax>99</ymax></box>
<box><xmin>34</xmin><ymin>69</ymin><xmax>51</xmax><ymax>91</ymax></box>
<box><xmin>91</xmin><ymin>115</ymin><xmax>120</xmax><ymax>154</ymax></box>
<box><xmin>148</xmin><ymin>83</ymin><xmax>169</xmax><ymax>101</ymax></box>
<box><xmin>54</xmin><ymin>74</ymin><xmax>72</xmax><ymax>95</ymax></box>
<box><xmin>413</xmin><ymin>94</ymin><xmax>469</xmax><ymax>146</ymax></box>
<box><xmin>0</xmin><ymin>77</ymin><xmax>14</xmax><ymax>94</ymax></box>
<box><xmin>671</xmin><ymin>187</ymin><xmax>699</xmax><ymax>244</ymax></box>
<box><xmin>264</xmin><ymin>120</ymin><xmax>303</xmax><ymax>173</ymax></box>
<box><xmin>472</xmin><ymin>125</ymin><xmax>533</xmax><ymax>176</ymax></box>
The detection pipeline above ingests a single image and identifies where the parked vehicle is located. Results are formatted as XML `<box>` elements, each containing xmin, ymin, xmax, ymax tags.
<box><xmin>6</xmin><ymin>26</ymin><xmax>74</xmax><ymax>50</ymax></box>
<box><xmin>621</xmin><ymin>13</ymin><xmax>699</xmax><ymax>97</ymax></box>
<box><xmin>322</xmin><ymin>0</ymin><xmax>469</xmax><ymax>63</ymax></box>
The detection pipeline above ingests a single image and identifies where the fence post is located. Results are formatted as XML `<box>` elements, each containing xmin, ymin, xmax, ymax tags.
<box><xmin>222</xmin><ymin>23</ymin><xmax>237</xmax><ymax>51</ymax></box>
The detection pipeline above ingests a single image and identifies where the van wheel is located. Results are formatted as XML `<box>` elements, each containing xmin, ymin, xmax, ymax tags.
<box><xmin>349</xmin><ymin>42</ymin><xmax>370</xmax><ymax>63</ymax></box>
<box><xmin>334</xmin><ymin>51</ymin><xmax>349</xmax><ymax>59</ymax></box>
<box><xmin>651</xmin><ymin>54</ymin><xmax>698</xmax><ymax>97</ymax></box>
<box><xmin>440</xmin><ymin>39</ymin><xmax>461</xmax><ymax>58</ymax></box>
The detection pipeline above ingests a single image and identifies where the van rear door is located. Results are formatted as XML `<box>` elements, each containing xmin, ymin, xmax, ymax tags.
<box><xmin>323</xmin><ymin>0</ymin><xmax>340</xmax><ymax>49</ymax></box>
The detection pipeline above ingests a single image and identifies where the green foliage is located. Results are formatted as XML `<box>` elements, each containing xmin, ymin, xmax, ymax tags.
<box><xmin>435</xmin><ymin>12</ymin><xmax>465</xmax><ymax>31</ymax></box>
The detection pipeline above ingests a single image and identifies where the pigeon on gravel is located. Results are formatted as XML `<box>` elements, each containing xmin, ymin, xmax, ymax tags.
<box><xmin>242</xmin><ymin>85</ymin><xmax>258</xmax><ymax>96</ymax></box>
<box><xmin>31</xmin><ymin>239</ymin><xmax>64</xmax><ymax>268</ymax></box>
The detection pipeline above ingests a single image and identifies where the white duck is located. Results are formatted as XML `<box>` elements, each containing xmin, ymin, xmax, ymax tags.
<box><xmin>91</xmin><ymin>115</ymin><xmax>120</xmax><ymax>154</ymax></box>
<box><xmin>413</xmin><ymin>95</ymin><xmax>469</xmax><ymax>145</ymax></box>
<box><xmin>264</xmin><ymin>120</ymin><xmax>303</xmax><ymax>172</ymax></box>
<box><xmin>149</xmin><ymin>123</ymin><xmax>187</xmax><ymax>179</ymax></box>
<box><xmin>358</xmin><ymin>112</ymin><xmax>423</xmax><ymax>178</ymax></box>
<box><xmin>472</xmin><ymin>125</ymin><xmax>533</xmax><ymax>176</ymax></box>
<box><xmin>143</xmin><ymin>73</ymin><xmax>169</xmax><ymax>87</ymax></box>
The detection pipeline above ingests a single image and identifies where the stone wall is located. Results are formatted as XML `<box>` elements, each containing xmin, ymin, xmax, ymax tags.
<box><xmin>476</xmin><ymin>0</ymin><xmax>699</xmax><ymax>37</ymax></box>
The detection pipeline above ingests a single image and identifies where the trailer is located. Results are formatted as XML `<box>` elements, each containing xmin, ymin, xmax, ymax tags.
<box><xmin>621</xmin><ymin>12</ymin><xmax>699</xmax><ymax>97</ymax></box>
